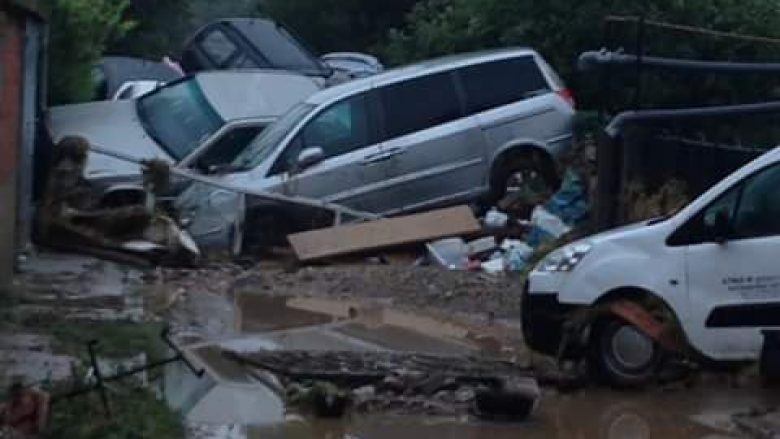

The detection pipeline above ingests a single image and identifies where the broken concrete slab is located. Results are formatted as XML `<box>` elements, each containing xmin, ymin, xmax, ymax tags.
<box><xmin>288</xmin><ymin>206</ymin><xmax>481</xmax><ymax>262</ymax></box>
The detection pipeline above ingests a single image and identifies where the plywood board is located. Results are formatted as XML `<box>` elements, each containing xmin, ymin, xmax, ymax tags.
<box><xmin>288</xmin><ymin>206</ymin><xmax>481</xmax><ymax>262</ymax></box>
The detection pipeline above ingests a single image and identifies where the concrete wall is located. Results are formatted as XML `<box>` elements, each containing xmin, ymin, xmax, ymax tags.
<box><xmin>0</xmin><ymin>11</ymin><xmax>24</xmax><ymax>291</ymax></box>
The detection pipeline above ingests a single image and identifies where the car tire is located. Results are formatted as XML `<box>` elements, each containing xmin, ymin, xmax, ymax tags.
<box><xmin>587</xmin><ymin>317</ymin><xmax>664</xmax><ymax>388</ymax></box>
<box><xmin>490</xmin><ymin>152</ymin><xmax>559</xmax><ymax>203</ymax></box>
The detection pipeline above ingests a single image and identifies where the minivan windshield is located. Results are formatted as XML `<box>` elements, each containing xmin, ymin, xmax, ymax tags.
<box><xmin>136</xmin><ymin>78</ymin><xmax>225</xmax><ymax>161</ymax></box>
<box><xmin>232</xmin><ymin>103</ymin><xmax>315</xmax><ymax>171</ymax></box>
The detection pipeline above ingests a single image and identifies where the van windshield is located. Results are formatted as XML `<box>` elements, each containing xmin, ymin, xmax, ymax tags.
<box><xmin>232</xmin><ymin>103</ymin><xmax>315</xmax><ymax>171</ymax></box>
<box><xmin>136</xmin><ymin>78</ymin><xmax>225</xmax><ymax>161</ymax></box>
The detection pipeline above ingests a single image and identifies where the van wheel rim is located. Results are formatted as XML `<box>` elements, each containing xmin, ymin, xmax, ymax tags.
<box><xmin>505</xmin><ymin>169</ymin><xmax>541</xmax><ymax>194</ymax></box>
<box><xmin>610</xmin><ymin>325</ymin><xmax>654</xmax><ymax>370</ymax></box>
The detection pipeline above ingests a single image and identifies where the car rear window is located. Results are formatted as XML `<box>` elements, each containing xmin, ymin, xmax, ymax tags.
<box><xmin>458</xmin><ymin>56</ymin><xmax>550</xmax><ymax>115</ymax></box>
<box><xmin>201</xmin><ymin>29</ymin><xmax>238</xmax><ymax>67</ymax></box>
<box><xmin>379</xmin><ymin>72</ymin><xmax>462</xmax><ymax>140</ymax></box>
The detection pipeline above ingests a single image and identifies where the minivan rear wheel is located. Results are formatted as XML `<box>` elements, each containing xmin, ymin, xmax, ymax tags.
<box><xmin>490</xmin><ymin>153</ymin><xmax>559</xmax><ymax>204</ymax></box>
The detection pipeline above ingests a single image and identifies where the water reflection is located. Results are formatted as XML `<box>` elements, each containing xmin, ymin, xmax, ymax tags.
<box><xmin>243</xmin><ymin>386</ymin><xmax>779</xmax><ymax>439</ymax></box>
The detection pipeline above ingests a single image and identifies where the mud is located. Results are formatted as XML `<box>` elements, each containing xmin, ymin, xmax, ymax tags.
<box><xmin>245</xmin><ymin>386</ymin><xmax>780</xmax><ymax>439</ymax></box>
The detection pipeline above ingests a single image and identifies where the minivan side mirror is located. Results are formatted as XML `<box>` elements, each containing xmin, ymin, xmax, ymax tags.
<box><xmin>296</xmin><ymin>147</ymin><xmax>325</xmax><ymax>171</ymax></box>
<box><xmin>708</xmin><ymin>210</ymin><xmax>732</xmax><ymax>244</ymax></box>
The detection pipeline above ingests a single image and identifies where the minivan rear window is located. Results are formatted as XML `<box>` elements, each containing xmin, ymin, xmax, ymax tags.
<box><xmin>458</xmin><ymin>56</ymin><xmax>550</xmax><ymax>115</ymax></box>
<box><xmin>379</xmin><ymin>72</ymin><xmax>462</xmax><ymax>140</ymax></box>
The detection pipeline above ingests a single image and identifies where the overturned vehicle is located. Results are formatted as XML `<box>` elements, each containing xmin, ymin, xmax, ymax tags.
<box><xmin>175</xmin><ymin>47</ymin><xmax>576</xmax><ymax>253</ymax></box>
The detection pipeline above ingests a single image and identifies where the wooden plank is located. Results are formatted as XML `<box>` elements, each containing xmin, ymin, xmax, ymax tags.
<box><xmin>288</xmin><ymin>206</ymin><xmax>481</xmax><ymax>262</ymax></box>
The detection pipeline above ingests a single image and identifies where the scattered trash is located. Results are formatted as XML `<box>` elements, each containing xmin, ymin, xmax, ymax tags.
<box><xmin>467</xmin><ymin>237</ymin><xmax>498</xmax><ymax>257</ymax></box>
<box><xmin>427</xmin><ymin>238</ymin><xmax>469</xmax><ymax>270</ymax></box>
<box><xmin>484</xmin><ymin>208</ymin><xmax>509</xmax><ymax>228</ymax></box>
<box><xmin>526</xmin><ymin>206</ymin><xmax>573</xmax><ymax>248</ymax></box>
<box><xmin>481</xmin><ymin>258</ymin><xmax>505</xmax><ymax>275</ymax></box>
<box><xmin>504</xmin><ymin>241</ymin><xmax>534</xmax><ymax>272</ymax></box>
<box><xmin>473</xmin><ymin>377</ymin><xmax>540</xmax><ymax>422</ymax></box>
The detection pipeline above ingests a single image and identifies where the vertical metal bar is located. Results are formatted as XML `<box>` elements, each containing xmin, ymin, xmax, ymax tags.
<box><xmin>598</xmin><ymin>16</ymin><xmax>616</xmax><ymax>121</ymax></box>
<box><xmin>633</xmin><ymin>15</ymin><xmax>646</xmax><ymax>110</ymax></box>
<box><xmin>16</xmin><ymin>18</ymin><xmax>40</xmax><ymax>257</ymax></box>
<box><xmin>87</xmin><ymin>341</ymin><xmax>111</xmax><ymax>418</ymax></box>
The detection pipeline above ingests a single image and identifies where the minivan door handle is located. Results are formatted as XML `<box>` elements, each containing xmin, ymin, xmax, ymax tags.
<box><xmin>361</xmin><ymin>147</ymin><xmax>406</xmax><ymax>165</ymax></box>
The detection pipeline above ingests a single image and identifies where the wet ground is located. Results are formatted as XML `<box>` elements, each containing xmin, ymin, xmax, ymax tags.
<box><xmin>4</xmin><ymin>252</ymin><xmax>779</xmax><ymax>439</ymax></box>
<box><xmin>240</xmin><ymin>385</ymin><xmax>780</xmax><ymax>439</ymax></box>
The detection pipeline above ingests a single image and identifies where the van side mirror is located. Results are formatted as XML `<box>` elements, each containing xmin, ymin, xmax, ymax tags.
<box><xmin>708</xmin><ymin>210</ymin><xmax>732</xmax><ymax>244</ymax></box>
<box><xmin>296</xmin><ymin>147</ymin><xmax>324</xmax><ymax>171</ymax></box>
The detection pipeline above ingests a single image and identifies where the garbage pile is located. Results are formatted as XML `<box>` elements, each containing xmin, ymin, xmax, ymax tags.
<box><xmin>427</xmin><ymin>165</ymin><xmax>592</xmax><ymax>275</ymax></box>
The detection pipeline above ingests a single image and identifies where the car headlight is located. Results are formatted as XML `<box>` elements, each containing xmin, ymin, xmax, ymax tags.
<box><xmin>537</xmin><ymin>242</ymin><xmax>593</xmax><ymax>273</ymax></box>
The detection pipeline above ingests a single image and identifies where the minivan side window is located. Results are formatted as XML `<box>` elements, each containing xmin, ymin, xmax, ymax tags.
<box><xmin>273</xmin><ymin>92</ymin><xmax>377</xmax><ymax>173</ymax></box>
<box><xmin>379</xmin><ymin>72</ymin><xmax>462</xmax><ymax>140</ymax></box>
<box><xmin>458</xmin><ymin>56</ymin><xmax>550</xmax><ymax>115</ymax></box>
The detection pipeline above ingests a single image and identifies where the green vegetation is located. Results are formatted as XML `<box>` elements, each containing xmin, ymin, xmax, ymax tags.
<box><xmin>48</xmin><ymin>386</ymin><xmax>184</xmax><ymax>439</ymax></box>
<box><xmin>48</xmin><ymin>0</ymin><xmax>134</xmax><ymax>104</ymax></box>
<box><xmin>381</xmin><ymin>0</ymin><xmax>780</xmax><ymax>108</ymax></box>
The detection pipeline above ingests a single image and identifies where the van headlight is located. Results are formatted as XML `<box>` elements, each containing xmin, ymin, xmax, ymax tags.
<box><xmin>537</xmin><ymin>242</ymin><xmax>593</xmax><ymax>273</ymax></box>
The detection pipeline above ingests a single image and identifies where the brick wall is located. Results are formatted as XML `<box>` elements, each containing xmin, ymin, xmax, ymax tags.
<box><xmin>0</xmin><ymin>10</ymin><xmax>23</xmax><ymax>291</ymax></box>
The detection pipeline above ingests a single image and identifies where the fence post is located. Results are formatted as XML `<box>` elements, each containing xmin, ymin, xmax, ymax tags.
<box><xmin>595</xmin><ymin>133</ymin><xmax>622</xmax><ymax>231</ymax></box>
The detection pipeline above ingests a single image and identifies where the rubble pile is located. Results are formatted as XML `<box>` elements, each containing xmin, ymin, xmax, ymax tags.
<box><xmin>226</xmin><ymin>350</ymin><xmax>539</xmax><ymax>419</ymax></box>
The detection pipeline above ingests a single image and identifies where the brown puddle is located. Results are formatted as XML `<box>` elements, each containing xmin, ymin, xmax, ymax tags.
<box><xmin>245</xmin><ymin>386</ymin><xmax>780</xmax><ymax>439</ymax></box>
<box><xmin>234</xmin><ymin>294</ymin><xmax>487</xmax><ymax>355</ymax></box>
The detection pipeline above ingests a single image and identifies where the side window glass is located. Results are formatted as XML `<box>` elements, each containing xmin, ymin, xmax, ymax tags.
<box><xmin>201</xmin><ymin>30</ymin><xmax>238</xmax><ymax>67</ymax></box>
<box><xmin>379</xmin><ymin>72</ymin><xmax>461</xmax><ymax>140</ymax></box>
<box><xmin>702</xmin><ymin>186</ymin><xmax>740</xmax><ymax>231</ymax></box>
<box><xmin>733</xmin><ymin>164</ymin><xmax>780</xmax><ymax>239</ymax></box>
<box><xmin>301</xmin><ymin>93</ymin><xmax>375</xmax><ymax>159</ymax></box>
<box><xmin>458</xmin><ymin>57</ymin><xmax>550</xmax><ymax>115</ymax></box>
<box><xmin>196</xmin><ymin>126</ymin><xmax>264</xmax><ymax>171</ymax></box>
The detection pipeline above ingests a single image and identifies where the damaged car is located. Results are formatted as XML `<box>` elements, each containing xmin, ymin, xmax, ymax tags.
<box><xmin>177</xmin><ymin>48</ymin><xmax>575</xmax><ymax>253</ymax></box>
<box><xmin>523</xmin><ymin>145</ymin><xmax>780</xmax><ymax>387</ymax></box>
<box><xmin>48</xmin><ymin>70</ymin><xmax>322</xmax><ymax>205</ymax></box>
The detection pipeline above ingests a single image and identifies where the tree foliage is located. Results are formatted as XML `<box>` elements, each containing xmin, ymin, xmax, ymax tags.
<box><xmin>381</xmin><ymin>0</ymin><xmax>780</xmax><ymax>108</ymax></box>
<box><xmin>260</xmin><ymin>0</ymin><xmax>419</xmax><ymax>54</ymax></box>
<box><xmin>108</xmin><ymin>0</ymin><xmax>194</xmax><ymax>60</ymax></box>
<box><xmin>48</xmin><ymin>0</ymin><xmax>134</xmax><ymax>104</ymax></box>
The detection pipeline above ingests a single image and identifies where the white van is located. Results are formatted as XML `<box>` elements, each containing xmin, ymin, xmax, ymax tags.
<box><xmin>523</xmin><ymin>145</ymin><xmax>780</xmax><ymax>386</ymax></box>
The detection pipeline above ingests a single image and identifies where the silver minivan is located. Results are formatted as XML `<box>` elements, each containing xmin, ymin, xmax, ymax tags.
<box><xmin>178</xmin><ymin>48</ymin><xmax>575</xmax><ymax>249</ymax></box>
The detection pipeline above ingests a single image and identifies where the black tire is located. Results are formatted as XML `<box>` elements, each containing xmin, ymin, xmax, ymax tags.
<box><xmin>490</xmin><ymin>152</ymin><xmax>560</xmax><ymax>204</ymax></box>
<box><xmin>587</xmin><ymin>317</ymin><xmax>664</xmax><ymax>388</ymax></box>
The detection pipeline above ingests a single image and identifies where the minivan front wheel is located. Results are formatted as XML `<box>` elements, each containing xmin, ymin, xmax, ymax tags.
<box><xmin>587</xmin><ymin>317</ymin><xmax>664</xmax><ymax>388</ymax></box>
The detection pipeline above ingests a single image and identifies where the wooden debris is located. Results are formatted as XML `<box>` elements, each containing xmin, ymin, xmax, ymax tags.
<box><xmin>287</xmin><ymin>206</ymin><xmax>481</xmax><ymax>262</ymax></box>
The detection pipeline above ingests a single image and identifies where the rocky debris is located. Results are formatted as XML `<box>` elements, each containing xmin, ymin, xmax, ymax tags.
<box><xmin>226</xmin><ymin>349</ymin><xmax>538</xmax><ymax>418</ymax></box>
<box><xmin>732</xmin><ymin>408</ymin><xmax>780</xmax><ymax>439</ymax></box>
<box><xmin>232</xmin><ymin>264</ymin><xmax>524</xmax><ymax>320</ymax></box>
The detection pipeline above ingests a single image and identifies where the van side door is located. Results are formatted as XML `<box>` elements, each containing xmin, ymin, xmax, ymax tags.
<box><xmin>681</xmin><ymin>163</ymin><xmax>780</xmax><ymax>360</ymax></box>
<box><xmin>376</xmin><ymin>72</ymin><xmax>486</xmax><ymax>214</ymax></box>
<box><xmin>270</xmin><ymin>90</ymin><xmax>391</xmax><ymax>213</ymax></box>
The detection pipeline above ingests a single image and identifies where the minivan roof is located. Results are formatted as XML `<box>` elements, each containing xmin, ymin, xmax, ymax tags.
<box><xmin>195</xmin><ymin>70</ymin><xmax>321</xmax><ymax>121</ymax></box>
<box><xmin>306</xmin><ymin>47</ymin><xmax>538</xmax><ymax>105</ymax></box>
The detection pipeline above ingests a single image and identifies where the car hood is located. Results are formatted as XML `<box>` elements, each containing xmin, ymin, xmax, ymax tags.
<box><xmin>49</xmin><ymin>100</ymin><xmax>173</xmax><ymax>179</ymax></box>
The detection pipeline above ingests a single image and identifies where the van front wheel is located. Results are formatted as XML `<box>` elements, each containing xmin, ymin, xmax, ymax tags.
<box><xmin>587</xmin><ymin>317</ymin><xmax>663</xmax><ymax>388</ymax></box>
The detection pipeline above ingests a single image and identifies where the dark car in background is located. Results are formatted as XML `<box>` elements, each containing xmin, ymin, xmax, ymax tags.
<box><xmin>181</xmin><ymin>18</ymin><xmax>337</xmax><ymax>81</ymax></box>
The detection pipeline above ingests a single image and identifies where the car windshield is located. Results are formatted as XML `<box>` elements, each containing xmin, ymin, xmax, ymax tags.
<box><xmin>136</xmin><ymin>78</ymin><xmax>225</xmax><ymax>161</ymax></box>
<box><xmin>232</xmin><ymin>103</ymin><xmax>315</xmax><ymax>170</ymax></box>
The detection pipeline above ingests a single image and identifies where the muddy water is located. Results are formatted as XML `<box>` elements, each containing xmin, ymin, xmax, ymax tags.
<box><xmin>184</xmin><ymin>294</ymin><xmax>780</xmax><ymax>439</ymax></box>
<box><xmin>245</xmin><ymin>386</ymin><xmax>779</xmax><ymax>439</ymax></box>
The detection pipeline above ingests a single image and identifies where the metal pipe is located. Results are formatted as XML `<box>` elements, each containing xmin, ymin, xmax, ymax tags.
<box><xmin>605</xmin><ymin>101</ymin><xmax>780</xmax><ymax>137</ymax></box>
<box><xmin>88</xmin><ymin>145</ymin><xmax>381</xmax><ymax>222</ymax></box>
<box><xmin>579</xmin><ymin>50</ymin><xmax>780</xmax><ymax>74</ymax></box>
